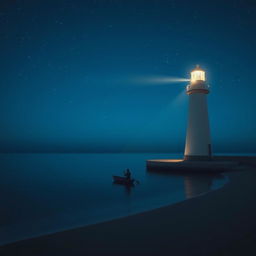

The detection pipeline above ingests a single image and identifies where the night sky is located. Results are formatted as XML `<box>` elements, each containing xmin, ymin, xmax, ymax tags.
<box><xmin>1</xmin><ymin>0</ymin><xmax>256</xmax><ymax>153</ymax></box>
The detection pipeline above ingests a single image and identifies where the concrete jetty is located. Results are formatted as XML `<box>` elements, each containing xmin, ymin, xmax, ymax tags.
<box><xmin>146</xmin><ymin>156</ymin><xmax>256</xmax><ymax>173</ymax></box>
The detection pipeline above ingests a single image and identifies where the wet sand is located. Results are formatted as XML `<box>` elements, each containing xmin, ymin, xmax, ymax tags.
<box><xmin>1</xmin><ymin>156</ymin><xmax>256</xmax><ymax>256</ymax></box>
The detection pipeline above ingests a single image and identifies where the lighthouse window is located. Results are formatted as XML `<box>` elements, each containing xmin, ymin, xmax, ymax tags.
<box><xmin>191</xmin><ymin>70</ymin><xmax>205</xmax><ymax>82</ymax></box>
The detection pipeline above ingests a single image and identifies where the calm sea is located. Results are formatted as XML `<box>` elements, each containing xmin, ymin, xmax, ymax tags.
<box><xmin>0</xmin><ymin>153</ymin><xmax>227</xmax><ymax>245</ymax></box>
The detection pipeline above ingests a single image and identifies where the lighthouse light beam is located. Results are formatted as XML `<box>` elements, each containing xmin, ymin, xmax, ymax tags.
<box><xmin>132</xmin><ymin>76</ymin><xmax>190</xmax><ymax>86</ymax></box>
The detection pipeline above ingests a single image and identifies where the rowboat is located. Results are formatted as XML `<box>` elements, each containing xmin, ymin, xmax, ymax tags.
<box><xmin>113</xmin><ymin>175</ymin><xmax>135</xmax><ymax>185</ymax></box>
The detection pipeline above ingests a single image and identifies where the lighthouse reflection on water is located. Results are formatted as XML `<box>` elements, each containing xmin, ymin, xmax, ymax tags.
<box><xmin>184</xmin><ymin>175</ymin><xmax>213</xmax><ymax>198</ymax></box>
<box><xmin>147</xmin><ymin>170</ymin><xmax>226</xmax><ymax>199</ymax></box>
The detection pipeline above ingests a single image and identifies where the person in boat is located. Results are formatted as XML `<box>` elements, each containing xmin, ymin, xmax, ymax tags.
<box><xmin>124</xmin><ymin>168</ymin><xmax>131</xmax><ymax>181</ymax></box>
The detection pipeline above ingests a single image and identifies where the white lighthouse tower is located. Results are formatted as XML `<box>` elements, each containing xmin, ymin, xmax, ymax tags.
<box><xmin>184</xmin><ymin>65</ymin><xmax>212</xmax><ymax>161</ymax></box>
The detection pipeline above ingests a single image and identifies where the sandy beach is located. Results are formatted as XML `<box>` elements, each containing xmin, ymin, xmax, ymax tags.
<box><xmin>1</xmin><ymin>156</ymin><xmax>256</xmax><ymax>256</ymax></box>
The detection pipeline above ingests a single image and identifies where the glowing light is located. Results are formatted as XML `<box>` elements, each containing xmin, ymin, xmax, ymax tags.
<box><xmin>151</xmin><ymin>159</ymin><xmax>184</xmax><ymax>163</ymax></box>
<box><xmin>168</xmin><ymin>159</ymin><xmax>184</xmax><ymax>162</ymax></box>
<box><xmin>190</xmin><ymin>66</ymin><xmax>206</xmax><ymax>83</ymax></box>
<box><xmin>132</xmin><ymin>76</ymin><xmax>190</xmax><ymax>85</ymax></box>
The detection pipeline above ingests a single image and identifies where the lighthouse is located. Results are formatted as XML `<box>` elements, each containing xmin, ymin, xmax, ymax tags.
<box><xmin>184</xmin><ymin>65</ymin><xmax>212</xmax><ymax>161</ymax></box>
<box><xmin>147</xmin><ymin>66</ymin><xmax>239</xmax><ymax>171</ymax></box>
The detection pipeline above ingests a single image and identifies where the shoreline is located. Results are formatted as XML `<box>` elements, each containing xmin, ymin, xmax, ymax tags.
<box><xmin>0</xmin><ymin>166</ymin><xmax>229</xmax><ymax>248</ymax></box>
<box><xmin>0</xmin><ymin>170</ymin><xmax>228</xmax><ymax>247</ymax></box>
<box><xmin>1</xmin><ymin>156</ymin><xmax>256</xmax><ymax>255</ymax></box>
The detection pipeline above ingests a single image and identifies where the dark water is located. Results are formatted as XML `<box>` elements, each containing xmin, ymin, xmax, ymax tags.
<box><xmin>0</xmin><ymin>153</ymin><xmax>227</xmax><ymax>245</ymax></box>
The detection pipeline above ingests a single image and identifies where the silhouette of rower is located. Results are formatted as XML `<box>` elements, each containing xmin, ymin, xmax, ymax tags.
<box><xmin>124</xmin><ymin>169</ymin><xmax>131</xmax><ymax>180</ymax></box>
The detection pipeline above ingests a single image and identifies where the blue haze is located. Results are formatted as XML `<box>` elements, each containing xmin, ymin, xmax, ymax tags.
<box><xmin>0</xmin><ymin>0</ymin><xmax>256</xmax><ymax>153</ymax></box>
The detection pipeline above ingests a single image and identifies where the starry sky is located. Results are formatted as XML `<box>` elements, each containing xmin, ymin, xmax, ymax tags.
<box><xmin>0</xmin><ymin>0</ymin><xmax>256</xmax><ymax>153</ymax></box>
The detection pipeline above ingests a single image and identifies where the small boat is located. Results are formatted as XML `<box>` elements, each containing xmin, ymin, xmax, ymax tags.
<box><xmin>113</xmin><ymin>175</ymin><xmax>135</xmax><ymax>185</ymax></box>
